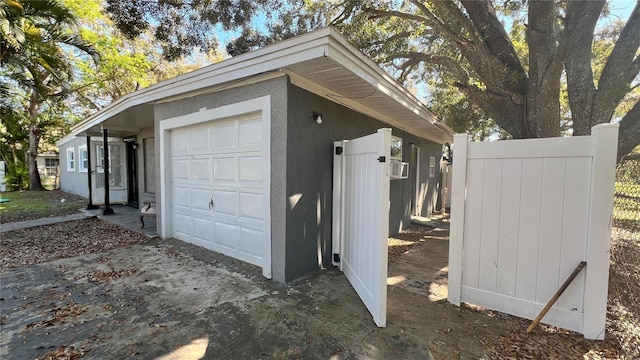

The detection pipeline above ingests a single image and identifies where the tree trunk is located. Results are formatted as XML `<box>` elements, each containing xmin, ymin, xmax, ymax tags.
<box><xmin>564</xmin><ymin>1</ymin><xmax>605</xmax><ymax>136</ymax></box>
<box><xmin>27</xmin><ymin>91</ymin><xmax>45</xmax><ymax>191</ymax></box>
<box><xmin>526</xmin><ymin>1</ymin><xmax>563</xmax><ymax>138</ymax></box>
<box><xmin>617</xmin><ymin>101</ymin><xmax>640</xmax><ymax>162</ymax></box>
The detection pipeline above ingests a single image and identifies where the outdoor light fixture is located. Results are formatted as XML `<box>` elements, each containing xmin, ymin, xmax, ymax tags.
<box><xmin>312</xmin><ymin>111</ymin><xmax>323</xmax><ymax>124</ymax></box>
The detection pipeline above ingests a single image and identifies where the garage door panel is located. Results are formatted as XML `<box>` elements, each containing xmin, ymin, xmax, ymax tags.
<box><xmin>171</xmin><ymin>130</ymin><xmax>190</xmax><ymax>155</ymax></box>
<box><xmin>214</xmin><ymin>221</ymin><xmax>239</xmax><ymax>250</ymax></box>
<box><xmin>191</xmin><ymin>188</ymin><xmax>212</xmax><ymax>212</ymax></box>
<box><xmin>239</xmin><ymin>192</ymin><xmax>263</xmax><ymax>220</ymax></box>
<box><xmin>212</xmin><ymin>190</ymin><xmax>237</xmax><ymax>215</ymax></box>
<box><xmin>169</xmin><ymin>110</ymin><xmax>269</xmax><ymax>278</ymax></box>
<box><xmin>192</xmin><ymin>216</ymin><xmax>213</xmax><ymax>244</ymax></box>
<box><xmin>238</xmin><ymin>156</ymin><xmax>263</xmax><ymax>183</ymax></box>
<box><xmin>238</xmin><ymin>118</ymin><xmax>262</xmax><ymax>146</ymax></box>
<box><xmin>190</xmin><ymin>126</ymin><xmax>211</xmax><ymax>152</ymax></box>
<box><xmin>190</xmin><ymin>157</ymin><xmax>213</xmax><ymax>184</ymax></box>
<box><xmin>240</xmin><ymin>227</ymin><xmax>263</xmax><ymax>258</ymax></box>
<box><xmin>213</xmin><ymin>122</ymin><xmax>236</xmax><ymax>149</ymax></box>
<box><xmin>173</xmin><ymin>213</ymin><xmax>192</xmax><ymax>240</ymax></box>
<box><xmin>172</xmin><ymin>159</ymin><xmax>190</xmax><ymax>182</ymax></box>
<box><xmin>213</xmin><ymin>157</ymin><xmax>236</xmax><ymax>181</ymax></box>
<box><xmin>173</xmin><ymin>187</ymin><xmax>191</xmax><ymax>210</ymax></box>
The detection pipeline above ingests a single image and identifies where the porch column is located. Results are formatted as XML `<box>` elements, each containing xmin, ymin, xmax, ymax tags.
<box><xmin>102</xmin><ymin>129</ymin><xmax>114</xmax><ymax>215</ymax></box>
<box><xmin>86</xmin><ymin>135</ymin><xmax>99</xmax><ymax>210</ymax></box>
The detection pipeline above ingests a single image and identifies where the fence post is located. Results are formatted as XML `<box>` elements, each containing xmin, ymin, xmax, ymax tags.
<box><xmin>447</xmin><ymin>133</ymin><xmax>469</xmax><ymax>306</ymax></box>
<box><xmin>332</xmin><ymin>141</ymin><xmax>345</xmax><ymax>267</ymax></box>
<box><xmin>583</xmin><ymin>123</ymin><xmax>619</xmax><ymax>340</ymax></box>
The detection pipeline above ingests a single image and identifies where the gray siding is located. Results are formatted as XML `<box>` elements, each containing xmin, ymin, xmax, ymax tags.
<box><xmin>137</xmin><ymin>126</ymin><xmax>155</xmax><ymax>207</ymax></box>
<box><xmin>59</xmin><ymin>137</ymin><xmax>90</xmax><ymax>199</ymax></box>
<box><xmin>285</xmin><ymin>83</ymin><xmax>444</xmax><ymax>281</ymax></box>
<box><xmin>153</xmin><ymin>76</ymin><xmax>289</xmax><ymax>282</ymax></box>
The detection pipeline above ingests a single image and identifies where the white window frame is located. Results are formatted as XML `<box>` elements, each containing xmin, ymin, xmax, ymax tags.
<box><xmin>96</xmin><ymin>145</ymin><xmax>111</xmax><ymax>174</ymax></box>
<box><xmin>66</xmin><ymin>147</ymin><xmax>75</xmax><ymax>172</ymax></box>
<box><xmin>390</xmin><ymin>135</ymin><xmax>403</xmax><ymax>161</ymax></box>
<box><xmin>78</xmin><ymin>145</ymin><xmax>88</xmax><ymax>173</ymax></box>
<box><xmin>44</xmin><ymin>158</ymin><xmax>59</xmax><ymax>177</ymax></box>
<box><xmin>429</xmin><ymin>156</ymin><xmax>436</xmax><ymax>178</ymax></box>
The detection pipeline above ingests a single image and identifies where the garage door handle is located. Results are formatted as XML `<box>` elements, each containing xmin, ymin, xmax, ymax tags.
<box><xmin>209</xmin><ymin>199</ymin><xmax>214</xmax><ymax>209</ymax></box>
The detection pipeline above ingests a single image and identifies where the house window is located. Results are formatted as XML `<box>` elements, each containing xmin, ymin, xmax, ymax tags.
<box><xmin>429</xmin><ymin>156</ymin><xmax>436</xmax><ymax>178</ymax></box>
<box><xmin>66</xmin><ymin>148</ymin><xmax>75</xmax><ymax>172</ymax></box>
<box><xmin>78</xmin><ymin>145</ymin><xmax>88</xmax><ymax>172</ymax></box>
<box><xmin>144</xmin><ymin>138</ymin><xmax>155</xmax><ymax>193</ymax></box>
<box><xmin>44</xmin><ymin>158</ymin><xmax>59</xmax><ymax>177</ymax></box>
<box><xmin>390</xmin><ymin>136</ymin><xmax>403</xmax><ymax>160</ymax></box>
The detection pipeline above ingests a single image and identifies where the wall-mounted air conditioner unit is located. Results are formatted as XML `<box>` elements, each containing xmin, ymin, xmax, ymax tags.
<box><xmin>390</xmin><ymin>159</ymin><xmax>409</xmax><ymax>179</ymax></box>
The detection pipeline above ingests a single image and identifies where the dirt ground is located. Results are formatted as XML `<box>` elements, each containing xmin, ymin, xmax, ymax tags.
<box><xmin>1</xmin><ymin>215</ymin><xmax>638</xmax><ymax>359</ymax></box>
<box><xmin>1</xmin><ymin>227</ymin><xmax>511</xmax><ymax>360</ymax></box>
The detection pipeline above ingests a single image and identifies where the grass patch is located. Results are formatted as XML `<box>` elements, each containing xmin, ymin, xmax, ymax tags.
<box><xmin>0</xmin><ymin>192</ymin><xmax>53</xmax><ymax>213</ymax></box>
<box><xmin>0</xmin><ymin>190</ymin><xmax>86</xmax><ymax>223</ymax></box>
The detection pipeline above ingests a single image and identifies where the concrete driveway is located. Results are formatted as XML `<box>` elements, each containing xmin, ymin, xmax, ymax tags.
<box><xmin>1</xmin><ymin>236</ymin><xmax>508</xmax><ymax>359</ymax></box>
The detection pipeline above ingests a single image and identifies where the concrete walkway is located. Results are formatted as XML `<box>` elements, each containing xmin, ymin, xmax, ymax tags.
<box><xmin>0</xmin><ymin>213</ymin><xmax>93</xmax><ymax>233</ymax></box>
<box><xmin>81</xmin><ymin>205</ymin><xmax>157</xmax><ymax>237</ymax></box>
<box><xmin>1</xmin><ymin>204</ymin><xmax>157</xmax><ymax>237</ymax></box>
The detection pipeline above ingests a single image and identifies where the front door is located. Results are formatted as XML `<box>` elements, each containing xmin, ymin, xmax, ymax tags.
<box><xmin>126</xmin><ymin>141</ymin><xmax>139</xmax><ymax>207</ymax></box>
<box><xmin>92</xmin><ymin>143</ymin><xmax>128</xmax><ymax>204</ymax></box>
<box><xmin>333</xmin><ymin>128</ymin><xmax>391</xmax><ymax>327</ymax></box>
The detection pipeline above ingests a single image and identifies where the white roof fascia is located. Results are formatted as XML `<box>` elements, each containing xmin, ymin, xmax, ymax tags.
<box><xmin>71</xmin><ymin>43</ymin><xmax>327</xmax><ymax>140</ymax></box>
<box><xmin>57</xmin><ymin>133</ymin><xmax>77</xmax><ymax>146</ymax></box>
<box><xmin>65</xmin><ymin>27</ymin><xmax>452</xmax><ymax>144</ymax></box>
<box><xmin>66</xmin><ymin>34</ymin><xmax>332</xmax><ymax>139</ymax></box>
<box><xmin>154</xmin><ymin>71</ymin><xmax>287</xmax><ymax>104</ymax></box>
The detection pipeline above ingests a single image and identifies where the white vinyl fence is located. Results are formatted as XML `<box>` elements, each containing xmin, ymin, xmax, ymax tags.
<box><xmin>448</xmin><ymin>124</ymin><xmax>618</xmax><ymax>340</ymax></box>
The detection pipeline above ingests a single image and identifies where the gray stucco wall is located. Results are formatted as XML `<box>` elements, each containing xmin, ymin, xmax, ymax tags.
<box><xmin>153</xmin><ymin>75</ymin><xmax>288</xmax><ymax>282</ymax></box>
<box><xmin>59</xmin><ymin>137</ymin><xmax>89</xmax><ymax>199</ymax></box>
<box><xmin>394</xmin><ymin>133</ymin><xmax>444</xmax><ymax>226</ymax></box>
<box><xmin>285</xmin><ymin>83</ymin><xmax>444</xmax><ymax>281</ymax></box>
<box><xmin>137</xmin><ymin>126</ymin><xmax>155</xmax><ymax>207</ymax></box>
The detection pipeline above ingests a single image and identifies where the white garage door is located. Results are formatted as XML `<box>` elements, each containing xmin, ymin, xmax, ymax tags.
<box><xmin>169</xmin><ymin>113</ymin><xmax>269</xmax><ymax>272</ymax></box>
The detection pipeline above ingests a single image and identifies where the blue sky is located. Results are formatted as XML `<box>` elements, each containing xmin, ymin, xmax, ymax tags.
<box><xmin>213</xmin><ymin>1</ymin><xmax>637</xmax><ymax>52</ymax></box>
<box><xmin>609</xmin><ymin>0</ymin><xmax>636</xmax><ymax>21</ymax></box>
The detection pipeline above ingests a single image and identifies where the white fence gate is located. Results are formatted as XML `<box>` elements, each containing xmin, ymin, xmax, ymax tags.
<box><xmin>448</xmin><ymin>124</ymin><xmax>618</xmax><ymax>340</ymax></box>
<box><xmin>332</xmin><ymin>128</ymin><xmax>391</xmax><ymax>327</ymax></box>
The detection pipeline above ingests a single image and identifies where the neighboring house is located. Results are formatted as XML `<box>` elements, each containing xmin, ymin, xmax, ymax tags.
<box><xmin>36</xmin><ymin>152</ymin><xmax>59</xmax><ymax>189</ymax></box>
<box><xmin>57</xmin><ymin>28</ymin><xmax>453</xmax><ymax>282</ymax></box>
<box><xmin>0</xmin><ymin>160</ymin><xmax>5</xmax><ymax>192</ymax></box>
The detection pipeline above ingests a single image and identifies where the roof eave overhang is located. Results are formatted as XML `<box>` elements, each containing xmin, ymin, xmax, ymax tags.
<box><xmin>60</xmin><ymin>27</ymin><xmax>452</xmax><ymax>146</ymax></box>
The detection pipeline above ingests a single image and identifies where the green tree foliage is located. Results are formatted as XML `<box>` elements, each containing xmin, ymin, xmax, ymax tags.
<box><xmin>1</xmin><ymin>0</ymin><xmax>97</xmax><ymax>190</ymax></box>
<box><xmin>61</xmin><ymin>0</ymin><xmax>156</xmax><ymax>117</ymax></box>
<box><xmin>329</xmin><ymin>1</ymin><xmax>639</xmax><ymax>160</ymax></box>
<box><xmin>224</xmin><ymin>0</ymin><xmax>640</xmax><ymax>160</ymax></box>
<box><xmin>104</xmin><ymin>0</ymin><xmax>276</xmax><ymax>61</ymax></box>
<box><xmin>0</xmin><ymin>106</ymin><xmax>28</xmax><ymax>190</ymax></box>
<box><xmin>63</xmin><ymin>0</ymin><xmax>223</xmax><ymax>118</ymax></box>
